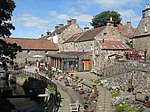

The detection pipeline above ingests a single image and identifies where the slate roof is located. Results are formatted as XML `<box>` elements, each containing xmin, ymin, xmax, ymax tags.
<box><xmin>52</xmin><ymin>25</ymin><xmax>69</xmax><ymax>35</ymax></box>
<box><xmin>76</xmin><ymin>27</ymin><xmax>105</xmax><ymax>42</ymax></box>
<box><xmin>2</xmin><ymin>38</ymin><xmax>58</xmax><ymax>51</ymax></box>
<box><xmin>64</xmin><ymin>27</ymin><xmax>105</xmax><ymax>43</ymax></box>
<box><xmin>64</xmin><ymin>32</ymin><xmax>84</xmax><ymax>43</ymax></box>
<box><xmin>99</xmin><ymin>39</ymin><xmax>129</xmax><ymax>50</ymax></box>
<box><xmin>47</xmin><ymin>51</ymin><xmax>90</xmax><ymax>58</ymax></box>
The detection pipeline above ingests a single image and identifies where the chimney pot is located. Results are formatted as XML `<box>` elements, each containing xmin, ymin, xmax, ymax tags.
<box><xmin>46</xmin><ymin>30</ymin><xmax>51</xmax><ymax>36</ymax></box>
<box><xmin>84</xmin><ymin>25</ymin><xmax>89</xmax><ymax>31</ymax></box>
<box><xmin>58</xmin><ymin>24</ymin><xmax>64</xmax><ymax>28</ymax></box>
<box><xmin>67</xmin><ymin>19</ymin><xmax>76</xmax><ymax>25</ymax></box>
<box><xmin>55</xmin><ymin>25</ymin><xmax>59</xmax><ymax>30</ymax></box>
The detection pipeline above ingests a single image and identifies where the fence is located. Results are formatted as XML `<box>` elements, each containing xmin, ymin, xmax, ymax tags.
<box><xmin>17</xmin><ymin>69</ymin><xmax>36</xmax><ymax>78</ymax></box>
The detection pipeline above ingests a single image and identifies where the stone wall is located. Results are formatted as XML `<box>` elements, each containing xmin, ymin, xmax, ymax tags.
<box><xmin>75</xmin><ymin>40</ymin><xmax>94</xmax><ymax>52</ymax></box>
<box><xmin>100</xmin><ymin>60</ymin><xmax>150</xmax><ymax>95</ymax></box>
<box><xmin>63</xmin><ymin>42</ymin><xmax>75</xmax><ymax>52</ymax></box>
<box><xmin>133</xmin><ymin>36</ymin><xmax>150</xmax><ymax>56</ymax></box>
<box><xmin>104</xmin><ymin>70</ymin><xmax>150</xmax><ymax>95</ymax></box>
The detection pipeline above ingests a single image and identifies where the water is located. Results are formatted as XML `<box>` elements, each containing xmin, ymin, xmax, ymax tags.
<box><xmin>0</xmin><ymin>79</ymin><xmax>45</xmax><ymax>112</ymax></box>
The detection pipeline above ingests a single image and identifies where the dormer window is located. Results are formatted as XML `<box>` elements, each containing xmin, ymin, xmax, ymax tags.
<box><xmin>27</xmin><ymin>49</ymin><xmax>30</xmax><ymax>54</ymax></box>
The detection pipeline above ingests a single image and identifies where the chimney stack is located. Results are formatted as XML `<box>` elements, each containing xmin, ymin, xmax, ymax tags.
<box><xmin>142</xmin><ymin>4</ymin><xmax>150</xmax><ymax>18</ymax></box>
<box><xmin>46</xmin><ymin>30</ymin><xmax>51</xmax><ymax>36</ymax></box>
<box><xmin>84</xmin><ymin>25</ymin><xmax>89</xmax><ymax>31</ymax></box>
<box><xmin>67</xmin><ymin>19</ymin><xmax>76</xmax><ymax>25</ymax></box>
<box><xmin>127</xmin><ymin>21</ymin><xmax>131</xmax><ymax>26</ymax></box>
<box><xmin>107</xmin><ymin>17</ymin><xmax>114</xmax><ymax>26</ymax></box>
<box><xmin>58</xmin><ymin>24</ymin><xmax>64</xmax><ymax>29</ymax></box>
<box><xmin>55</xmin><ymin>25</ymin><xmax>59</xmax><ymax>30</ymax></box>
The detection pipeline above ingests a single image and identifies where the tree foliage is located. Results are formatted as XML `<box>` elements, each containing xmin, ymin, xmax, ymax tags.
<box><xmin>91</xmin><ymin>11</ymin><xmax>122</xmax><ymax>28</ymax></box>
<box><xmin>0</xmin><ymin>0</ymin><xmax>22</xmax><ymax>71</ymax></box>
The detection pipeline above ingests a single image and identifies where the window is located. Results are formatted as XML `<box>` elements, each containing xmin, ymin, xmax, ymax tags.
<box><xmin>45</xmin><ymin>50</ymin><xmax>48</xmax><ymax>54</ymax></box>
<box><xmin>27</xmin><ymin>49</ymin><xmax>30</xmax><ymax>54</ymax></box>
<box><xmin>103</xmin><ymin>33</ymin><xmax>107</xmax><ymax>36</ymax></box>
<box><xmin>91</xmin><ymin>44</ymin><xmax>93</xmax><ymax>50</ymax></box>
<box><xmin>144</xmin><ymin>25</ymin><xmax>148</xmax><ymax>33</ymax></box>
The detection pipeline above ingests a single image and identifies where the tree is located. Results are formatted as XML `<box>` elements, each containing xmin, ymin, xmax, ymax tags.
<box><xmin>0</xmin><ymin>0</ymin><xmax>22</xmax><ymax>71</ymax></box>
<box><xmin>91</xmin><ymin>11</ymin><xmax>122</xmax><ymax>28</ymax></box>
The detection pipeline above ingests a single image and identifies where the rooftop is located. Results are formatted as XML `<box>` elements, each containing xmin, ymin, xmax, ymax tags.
<box><xmin>2</xmin><ymin>38</ymin><xmax>58</xmax><ymax>51</ymax></box>
<box><xmin>99</xmin><ymin>39</ymin><xmax>129</xmax><ymax>50</ymax></box>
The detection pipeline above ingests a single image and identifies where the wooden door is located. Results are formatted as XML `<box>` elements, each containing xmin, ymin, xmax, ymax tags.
<box><xmin>82</xmin><ymin>60</ymin><xmax>90</xmax><ymax>71</ymax></box>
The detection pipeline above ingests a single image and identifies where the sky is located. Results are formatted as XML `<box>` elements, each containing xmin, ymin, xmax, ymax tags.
<box><xmin>11</xmin><ymin>0</ymin><xmax>148</xmax><ymax>38</ymax></box>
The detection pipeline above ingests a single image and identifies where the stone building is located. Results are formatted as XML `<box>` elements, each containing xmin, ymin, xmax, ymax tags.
<box><xmin>133</xmin><ymin>4</ymin><xmax>150</xmax><ymax>56</ymax></box>
<box><xmin>47</xmin><ymin>51</ymin><xmax>92</xmax><ymax>72</ymax></box>
<box><xmin>3</xmin><ymin>38</ymin><xmax>58</xmax><ymax>64</ymax></box>
<box><xmin>93</xmin><ymin>39</ymin><xmax>129</xmax><ymax>74</ymax></box>
<box><xmin>63</xmin><ymin>19</ymin><xmax>128</xmax><ymax>73</ymax></box>
<box><xmin>63</xmin><ymin>27</ymin><xmax>105</xmax><ymax>52</ymax></box>
<box><xmin>40</xmin><ymin>19</ymin><xmax>83</xmax><ymax>51</ymax></box>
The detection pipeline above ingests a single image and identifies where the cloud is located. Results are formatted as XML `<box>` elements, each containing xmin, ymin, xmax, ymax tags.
<box><xmin>49</xmin><ymin>11</ymin><xmax>70</xmax><ymax>20</ymax></box>
<box><xmin>49</xmin><ymin>11</ymin><xmax>57</xmax><ymax>16</ymax></box>
<box><xmin>75</xmin><ymin>14</ymin><xmax>93</xmax><ymax>22</ymax></box>
<box><xmin>58</xmin><ymin>14</ymin><xmax>69</xmax><ymax>20</ymax></box>
<box><xmin>118</xmin><ymin>9</ymin><xmax>141</xmax><ymax>24</ymax></box>
<box><xmin>69</xmin><ymin>8</ymin><xmax>80</xmax><ymax>15</ymax></box>
<box><xmin>15</xmin><ymin>13</ymin><xmax>50</xmax><ymax>29</ymax></box>
<box><xmin>76</xmin><ymin>0</ymin><xmax>142</xmax><ymax>9</ymax></box>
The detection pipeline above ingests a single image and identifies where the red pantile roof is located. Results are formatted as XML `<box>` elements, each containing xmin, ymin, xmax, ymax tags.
<box><xmin>122</xmin><ymin>34</ymin><xmax>133</xmax><ymax>39</ymax></box>
<box><xmin>116</xmin><ymin>25</ymin><xmax>128</xmax><ymax>32</ymax></box>
<box><xmin>75</xmin><ymin>27</ymin><xmax>105</xmax><ymax>42</ymax></box>
<box><xmin>2</xmin><ymin>38</ymin><xmax>58</xmax><ymax>51</ymax></box>
<box><xmin>99</xmin><ymin>39</ymin><xmax>129</xmax><ymax>50</ymax></box>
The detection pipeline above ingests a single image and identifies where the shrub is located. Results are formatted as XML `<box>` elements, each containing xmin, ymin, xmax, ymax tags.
<box><xmin>114</xmin><ymin>104</ymin><xmax>137</xmax><ymax>112</ymax></box>
<box><xmin>47</xmin><ymin>84</ymin><xmax>56</xmax><ymax>95</ymax></box>
<box><xmin>48</xmin><ymin>71</ymin><xmax>53</xmax><ymax>78</ymax></box>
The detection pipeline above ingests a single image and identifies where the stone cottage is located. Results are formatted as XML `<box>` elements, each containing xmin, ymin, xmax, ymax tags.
<box><xmin>40</xmin><ymin>19</ymin><xmax>83</xmax><ymax>51</ymax></box>
<box><xmin>63</xmin><ymin>19</ymin><xmax>128</xmax><ymax>72</ymax></box>
<box><xmin>133</xmin><ymin>4</ymin><xmax>150</xmax><ymax>56</ymax></box>
<box><xmin>3</xmin><ymin>38</ymin><xmax>58</xmax><ymax>64</ymax></box>
<box><xmin>63</xmin><ymin>26</ymin><xmax>105</xmax><ymax>52</ymax></box>
<box><xmin>92</xmin><ymin>20</ymin><xmax>130</xmax><ymax>73</ymax></box>
<box><xmin>93</xmin><ymin>39</ymin><xmax>129</xmax><ymax>74</ymax></box>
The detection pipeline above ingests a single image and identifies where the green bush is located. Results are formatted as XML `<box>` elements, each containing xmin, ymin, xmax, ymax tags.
<box><xmin>112</xmin><ymin>92</ymin><xmax>119</xmax><ymax>98</ymax></box>
<box><xmin>47</xmin><ymin>84</ymin><xmax>56</xmax><ymax>95</ymax></box>
<box><xmin>48</xmin><ymin>71</ymin><xmax>53</xmax><ymax>78</ymax></box>
<box><xmin>93</xmin><ymin>79</ymin><xmax>103</xmax><ymax>86</ymax></box>
<box><xmin>114</xmin><ymin>104</ymin><xmax>137</xmax><ymax>112</ymax></box>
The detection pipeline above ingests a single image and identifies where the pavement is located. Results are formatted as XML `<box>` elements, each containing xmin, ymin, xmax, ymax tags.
<box><xmin>71</xmin><ymin>72</ymin><xmax>113</xmax><ymax>112</ymax></box>
<box><xmin>57</xmin><ymin>87</ymin><xmax>71</xmax><ymax>112</ymax></box>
